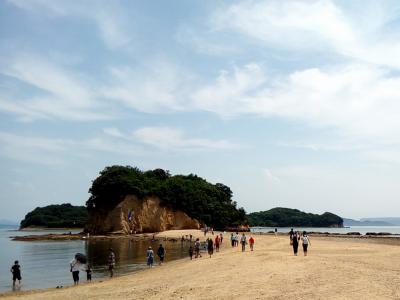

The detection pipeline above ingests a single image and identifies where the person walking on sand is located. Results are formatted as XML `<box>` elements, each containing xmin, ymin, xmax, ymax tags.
<box><xmin>157</xmin><ymin>244</ymin><xmax>166</xmax><ymax>265</ymax></box>
<box><xmin>10</xmin><ymin>260</ymin><xmax>21</xmax><ymax>286</ymax></box>
<box><xmin>207</xmin><ymin>237</ymin><xmax>214</xmax><ymax>258</ymax></box>
<box><xmin>289</xmin><ymin>228</ymin><xmax>294</xmax><ymax>245</ymax></box>
<box><xmin>301</xmin><ymin>231</ymin><xmax>311</xmax><ymax>256</ymax></box>
<box><xmin>215</xmin><ymin>235</ymin><xmax>220</xmax><ymax>252</ymax></box>
<box><xmin>70</xmin><ymin>256</ymin><xmax>81</xmax><ymax>285</ymax></box>
<box><xmin>108</xmin><ymin>248</ymin><xmax>116</xmax><ymax>277</ymax></box>
<box><xmin>194</xmin><ymin>238</ymin><xmax>201</xmax><ymax>258</ymax></box>
<box><xmin>249</xmin><ymin>236</ymin><xmax>255</xmax><ymax>251</ymax></box>
<box><xmin>220</xmin><ymin>233</ymin><xmax>223</xmax><ymax>244</ymax></box>
<box><xmin>240</xmin><ymin>233</ymin><xmax>247</xmax><ymax>252</ymax></box>
<box><xmin>147</xmin><ymin>246</ymin><xmax>154</xmax><ymax>268</ymax></box>
<box><xmin>230</xmin><ymin>233</ymin><xmax>235</xmax><ymax>247</ymax></box>
<box><xmin>292</xmin><ymin>231</ymin><xmax>300</xmax><ymax>256</ymax></box>
<box><xmin>189</xmin><ymin>245</ymin><xmax>194</xmax><ymax>260</ymax></box>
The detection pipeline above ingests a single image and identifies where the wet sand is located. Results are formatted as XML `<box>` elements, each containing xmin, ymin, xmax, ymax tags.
<box><xmin>2</xmin><ymin>230</ymin><xmax>400</xmax><ymax>299</ymax></box>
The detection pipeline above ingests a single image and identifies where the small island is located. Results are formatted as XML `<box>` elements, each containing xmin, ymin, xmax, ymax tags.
<box><xmin>86</xmin><ymin>165</ymin><xmax>247</xmax><ymax>234</ymax></box>
<box><xmin>20</xmin><ymin>203</ymin><xmax>87</xmax><ymax>229</ymax></box>
<box><xmin>247</xmin><ymin>207</ymin><xmax>343</xmax><ymax>227</ymax></box>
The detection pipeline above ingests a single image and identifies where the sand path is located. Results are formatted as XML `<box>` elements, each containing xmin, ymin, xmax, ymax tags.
<box><xmin>2</xmin><ymin>230</ymin><xmax>400</xmax><ymax>299</ymax></box>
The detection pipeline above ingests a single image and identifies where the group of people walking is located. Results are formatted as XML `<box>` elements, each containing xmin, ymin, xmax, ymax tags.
<box><xmin>289</xmin><ymin>229</ymin><xmax>310</xmax><ymax>256</ymax></box>
<box><xmin>230</xmin><ymin>233</ymin><xmax>255</xmax><ymax>251</ymax></box>
<box><xmin>10</xmin><ymin>228</ymin><xmax>311</xmax><ymax>289</ymax></box>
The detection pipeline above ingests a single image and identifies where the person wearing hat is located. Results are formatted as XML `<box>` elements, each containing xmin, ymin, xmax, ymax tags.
<box><xmin>147</xmin><ymin>246</ymin><xmax>154</xmax><ymax>268</ymax></box>
<box><xmin>108</xmin><ymin>248</ymin><xmax>116</xmax><ymax>277</ymax></box>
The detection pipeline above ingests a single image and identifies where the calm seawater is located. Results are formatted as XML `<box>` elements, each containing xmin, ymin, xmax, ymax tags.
<box><xmin>251</xmin><ymin>226</ymin><xmax>400</xmax><ymax>235</ymax></box>
<box><xmin>0</xmin><ymin>225</ymin><xmax>190</xmax><ymax>293</ymax></box>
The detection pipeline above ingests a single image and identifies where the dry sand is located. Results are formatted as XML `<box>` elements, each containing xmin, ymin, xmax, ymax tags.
<box><xmin>2</xmin><ymin>230</ymin><xmax>400</xmax><ymax>300</ymax></box>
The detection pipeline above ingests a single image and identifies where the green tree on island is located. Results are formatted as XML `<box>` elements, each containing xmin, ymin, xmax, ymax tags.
<box><xmin>86</xmin><ymin>165</ymin><xmax>247</xmax><ymax>229</ymax></box>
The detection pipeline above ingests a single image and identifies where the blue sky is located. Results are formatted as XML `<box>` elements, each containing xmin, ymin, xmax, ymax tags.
<box><xmin>1</xmin><ymin>0</ymin><xmax>400</xmax><ymax>221</ymax></box>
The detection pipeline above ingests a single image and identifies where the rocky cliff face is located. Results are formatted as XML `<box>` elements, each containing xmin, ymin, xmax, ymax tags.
<box><xmin>86</xmin><ymin>196</ymin><xmax>200</xmax><ymax>234</ymax></box>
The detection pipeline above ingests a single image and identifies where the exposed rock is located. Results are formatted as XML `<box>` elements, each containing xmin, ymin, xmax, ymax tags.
<box><xmin>346</xmin><ymin>232</ymin><xmax>361</xmax><ymax>235</ymax></box>
<box><xmin>86</xmin><ymin>196</ymin><xmax>200</xmax><ymax>234</ymax></box>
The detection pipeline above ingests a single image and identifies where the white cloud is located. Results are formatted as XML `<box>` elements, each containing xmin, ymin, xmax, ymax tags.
<box><xmin>133</xmin><ymin>126</ymin><xmax>238</xmax><ymax>151</ymax></box>
<box><xmin>103</xmin><ymin>63</ymin><xmax>192</xmax><ymax>113</ymax></box>
<box><xmin>8</xmin><ymin>0</ymin><xmax>131</xmax><ymax>49</ymax></box>
<box><xmin>263</xmin><ymin>168</ymin><xmax>280</xmax><ymax>184</ymax></box>
<box><xmin>192</xmin><ymin>62</ymin><xmax>400</xmax><ymax>145</ymax></box>
<box><xmin>0</xmin><ymin>54</ymin><xmax>111</xmax><ymax>121</ymax></box>
<box><xmin>0</xmin><ymin>131</ymin><xmax>143</xmax><ymax>165</ymax></box>
<box><xmin>191</xmin><ymin>63</ymin><xmax>266</xmax><ymax>117</ymax></box>
<box><xmin>103</xmin><ymin>127</ymin><xmax>125</xmax><ymax>138</ymax></box>
<box><xmin>211</xmin><ymin>0</ymin><xmax>400</xmax><ymax>68</ymax></box>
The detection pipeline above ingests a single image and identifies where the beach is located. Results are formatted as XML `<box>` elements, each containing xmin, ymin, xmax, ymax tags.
<box><xmin>2</xmin><ymin>229</ymin><xmax>400</xmax><ymax>300</ymax></box>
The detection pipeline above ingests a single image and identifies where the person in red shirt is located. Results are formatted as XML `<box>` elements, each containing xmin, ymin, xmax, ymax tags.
<box><xmin>249</xmin><ymin>236</ymin><xmax>255</xmax><ymax>251</ymax></box>
<box><xmin>215</xmin><ymin>235</ymin><xmax>220</xmax><ymax>252</ymax></box>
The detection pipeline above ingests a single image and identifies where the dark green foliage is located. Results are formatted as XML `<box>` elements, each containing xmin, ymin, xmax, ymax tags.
<box><xmin>86</xmin><ymin>165</ymin><xmax>247</xmax><ymax>229</ymax></box>
<box><xmin>247</xmin><ymin>207</ymin><xmax>343</xmax><ymax>227</ymax></box>
<box><xmin>20</xmin><ymin>203</ymin><xmax>88</xmax><ymax>228</ymax></box>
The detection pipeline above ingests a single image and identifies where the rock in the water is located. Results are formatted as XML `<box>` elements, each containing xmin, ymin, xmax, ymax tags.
<box><xmin>86</xmin><ymin>196</ymin><xmax>200</xmax><ymax>234</ymax></box>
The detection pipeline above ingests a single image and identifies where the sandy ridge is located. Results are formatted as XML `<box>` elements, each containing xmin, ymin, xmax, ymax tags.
<box><xmin>2</xmin><ymin>230</ymin><xmax>400</xmax><ymax>300</ymax></box>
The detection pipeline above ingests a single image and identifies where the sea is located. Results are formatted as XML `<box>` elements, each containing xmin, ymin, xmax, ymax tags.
<box><xmin>251</xmin><ymin>226</ymin><xmax>400</xmax><ymax>235</ymax></box>
<box><xmin>0</xmin><ymin>225</ymin><xmax>191</xmax><ymax>293</ymax></box>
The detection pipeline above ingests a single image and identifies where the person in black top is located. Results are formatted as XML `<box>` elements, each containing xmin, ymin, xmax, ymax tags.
<box><xmin>292</xmin><ymin>231</ymin><xmax>300</xmax><ymax>256</ymax></box>
<box><xmin>157</xmin><ymin>244</ymin><xmax>166</xmax><ymax>265</ymax></box>
<box><xmin>10</xmin><ymin>260</ymin><xmax>21</xmax><ymax>286</ymax></box>
<box><xmin>86</xmin><ymin>264</ymin><xmax>92</xmax><ymax>282</ymax></box>
<box><xmin>207</xmin><ymin>238</ymin><xmax>214</xmax><ymax>258</ymax></box>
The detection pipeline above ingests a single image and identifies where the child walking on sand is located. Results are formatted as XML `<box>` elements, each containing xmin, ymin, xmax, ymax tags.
<box><xmin>301</xmin><ymin>231</ymin><xmax>311</xmax><ymax>256</ymax></box>
<box><xmin>249</xmin><ymin>236</ymin><xmax>255</xmax><ymax>251</ymax></box>
<box><xmin>189</xmin><ymin>245</ymin><xmax>194</xmax><ymax>260</ymax></box>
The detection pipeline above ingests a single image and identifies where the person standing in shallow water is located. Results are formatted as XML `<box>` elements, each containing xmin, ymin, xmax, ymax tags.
<box><xmin>301</xmin><ymin>231</ymin><xmax>311</xmax><ymax>256</ymax></box>
<box><xmin>108</xmin><ymin>248</ymin><xmax>116</xmax><ymax>277</ymax></box>
<box><xmin>10</xmin><ymin>260</ymin><xmax>21</xmax><ymax>286</ymax></box>
<box><xmin>292</xmin><ymin>231</ymin><xmax>300</xmax><ymax>256</ymax></box>
<box><xmin>70</xmin><ymin>256</ymin><xmax>81</xmax><ymax>285</ymax></box>
<box><xmin>157</xmin><ymin>244</ymin><xmax>166</xmax><ymax>265</ymax></box>
<box><xmin>86</xmin><ymin>264</ymin><xmax>92</xmax><ymax>282</ymax></box>
<box><xmin>189</xmin><ymin>245</ymin><xmax>194</xmax><ymax>260</ymax></box>
<box><xmin>147</xmin><ymin>246</ymin><xmax>154</xmax><ymax>268</ymax></box>
<box><xmin>194</xmin><ymin>238</ymin><xmax>201</xmax><ymax>258</ymax></box>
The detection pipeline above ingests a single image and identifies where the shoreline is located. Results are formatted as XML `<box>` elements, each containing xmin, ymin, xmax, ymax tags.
<box><xmin>11</xmin><ymin>229</ymin><xmax>400</xmax><ymax>242</ymax></box>
<box><xmin>2</xmin><ymin>229</ymin><xmax>400</xmax><ymax>299</ymax></box>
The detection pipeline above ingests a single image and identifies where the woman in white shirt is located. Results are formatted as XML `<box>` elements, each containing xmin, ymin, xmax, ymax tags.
<box><xmin>301</xmin><ymin>231</ymin><xmax>311</xmax><ymax>256</ymax></box>
<box><xmin>70</xmin><ymin>258</ymin><xmax>81</xmax><ymax>285</ymax></box>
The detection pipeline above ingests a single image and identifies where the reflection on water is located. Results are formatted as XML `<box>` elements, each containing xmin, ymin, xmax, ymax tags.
<box><xmin>0</xmin><ymin>226</ymin><xmax>190</xmax><ymax>293</ymax></box>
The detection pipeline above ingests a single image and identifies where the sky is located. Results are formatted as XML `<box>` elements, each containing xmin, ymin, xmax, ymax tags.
<box><xmin>1</xmin><ymin>0</ymin><xmax>400</xmax><ymax>222</ymax></box>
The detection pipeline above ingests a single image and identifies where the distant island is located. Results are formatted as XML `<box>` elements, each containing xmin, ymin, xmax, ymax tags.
<box><xmin>247</xmin><ymin>207</ymin><xmax>343</xmax><ymax>227</ymax></box>
<box><xmin>342</xmin><ymin>218</ymin><xmax>393</xmax><ymax>226</ymax></box>
<box><xmin>20</xmin><ymin>203</ymin><xmax>88</xmax><ymax>229</ymax></box>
